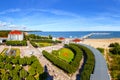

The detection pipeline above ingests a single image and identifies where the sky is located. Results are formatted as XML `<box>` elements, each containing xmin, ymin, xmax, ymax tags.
<box><xmin>0</xmin><ymin>0</ymin><xmax>120</xmax><ymax>31</ymax></box>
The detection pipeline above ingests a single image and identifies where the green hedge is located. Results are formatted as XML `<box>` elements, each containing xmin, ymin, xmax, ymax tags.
<box><xmin>74</xmin><ymin>44</ymin><xmax>95</xmax><ymax>80</ymax></box>
<box><xmin>6</xmin><ymin>40</ymin><xmax>27</xmax><ymax>46</ymax></box>
<box><xmin>66</xmin><ymin>44</ymin><xmax>83</xmax><ymax>68</ymax></box>
<box><xmin>30</xmin><ymin>41</ymin><xmax>38</xmax><ymax>48</ymax></box>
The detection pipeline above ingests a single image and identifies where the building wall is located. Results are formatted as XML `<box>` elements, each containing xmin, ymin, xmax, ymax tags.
<box><xmin>8</xmin><ymin>33</ymin><xmax>24</xmax><ymax>41</ymax></box>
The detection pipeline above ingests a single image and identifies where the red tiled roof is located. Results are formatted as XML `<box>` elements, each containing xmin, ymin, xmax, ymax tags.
<box><xmin>9</xmin><ymin>30</ymin><xmax>22</xmax><ymax>35</ymax></box>
<box><xmin>58</xmin><ymin>37</ymin><xmax>65</xmax><ymax>40</ymax></box>
<box><xmin>72</xmin><ymin>38</ymin><xmax>81</xmax><ymax>42</ymax></box>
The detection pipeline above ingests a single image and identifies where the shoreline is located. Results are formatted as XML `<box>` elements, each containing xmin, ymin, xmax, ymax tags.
<box><xmin>82</xmin><ymin>38</ymin><xmax>120</xmax><ymax>48</ymax></box>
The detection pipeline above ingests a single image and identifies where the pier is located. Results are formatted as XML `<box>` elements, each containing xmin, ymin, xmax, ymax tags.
<box><xmin>82</xmin><ymin>33</ymin><xmax>94</xmax><ymax>39</ymax></box>
<box><xmin>81</xmin><ymin>32</ymin><xmax>110</xmax><ymax>39</ymax></box>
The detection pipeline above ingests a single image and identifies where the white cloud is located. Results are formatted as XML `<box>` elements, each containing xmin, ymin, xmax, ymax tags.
<box><xmin>0</xmin><ymin>21</ymin><xmax>7</xmax><ymax>27</ymax></box>
<box><xmin>26</xmin><ymin>8</ymin><xmax>80</xmax><ymax>17</ymax></box>
<box><xmin>0</xmin><ymin>21</ymin><xmax>27</xmax><ymax>30</ymax></box>
<box><xmin>0</xmin><ymin>8</ymin><xmax>21</xmax><ymax>15</ymax></box>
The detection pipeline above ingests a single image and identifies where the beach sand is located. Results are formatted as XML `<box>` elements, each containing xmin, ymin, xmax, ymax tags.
<box><xmin>82</xmin><ymin>38</ymin><xmax>120</xmax><ymax>48</ymax></box>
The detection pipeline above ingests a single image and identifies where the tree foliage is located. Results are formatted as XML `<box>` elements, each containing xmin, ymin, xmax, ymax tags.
<box><xmin>0</xmin><ymin>55</ymin><xmax>44</xmax><ymax>80</ymax></box>
<box><xmin>109</xmin><ymin>43</ymin><xmax>120</xmax><ymax>55</ymax></box>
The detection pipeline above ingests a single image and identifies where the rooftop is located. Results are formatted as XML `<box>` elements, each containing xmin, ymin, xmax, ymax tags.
<box><xmin>9</xmin><ymin>30</ymin><xmax>22</xmax><ymax>35</ymax></box>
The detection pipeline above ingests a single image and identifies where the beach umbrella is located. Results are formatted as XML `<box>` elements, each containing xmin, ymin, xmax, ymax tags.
<box><xmin>72</xmin><ymin>38</ymin><xmax>81</xmax><ymax>43</ymax></box>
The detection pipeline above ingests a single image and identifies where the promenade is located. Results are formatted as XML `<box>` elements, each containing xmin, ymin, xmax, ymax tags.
<box><xmin>80</xmin><ymin>44</ymin><xmax>110</xmax><ymax>80</ymax></box>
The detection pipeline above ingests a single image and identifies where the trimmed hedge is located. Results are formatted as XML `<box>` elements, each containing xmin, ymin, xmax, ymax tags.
<box><xmin>66</xmin><ymin>44</ymin><xmax>83</xmax><ymax>68</ymax></box>
<box><xmin>30</xmin><ymin>41</ymin><xmax>38</xmax><ymax>48</ymax></box>
<box><xmin>74</xmin><ymin>44</ymin><xmax>95</xmax><ymax>80</ymax></box>
<box><xmin>6</xmin><ymin>40</ymin><xmax>27</xmax><ymax>46</ymax></box>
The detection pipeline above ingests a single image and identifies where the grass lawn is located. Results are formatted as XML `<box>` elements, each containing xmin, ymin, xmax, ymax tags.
<box><xmin>58</xmin><ymin>48</ymin><xmax>74</xmax><ymax>63</ymax></box>
<box><xmin>0</xmin><ymin>48</ymin><xmax>20</xmax><ymax>56</ymax></box>
<box><xmin>37</xmin><ymin>42</ymin><xmax>53</xmax><ymax>47</ymax></box>
<box><xmin>107</xmin><ymin>53</ymin><xmax>120</xmax><ymax>79</ymax></box>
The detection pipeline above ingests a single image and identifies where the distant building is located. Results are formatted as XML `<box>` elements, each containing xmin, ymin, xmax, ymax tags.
<box><xmin>8</xmin><ymin>30</ymin><xmax>24</xmax><ymax>41</ymax></box>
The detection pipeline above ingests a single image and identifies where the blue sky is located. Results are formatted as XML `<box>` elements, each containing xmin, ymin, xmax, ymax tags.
<box><xmin>0</xmin><ymin>0</ymin><xmax>120</xmax><ymax>31</ymax></box>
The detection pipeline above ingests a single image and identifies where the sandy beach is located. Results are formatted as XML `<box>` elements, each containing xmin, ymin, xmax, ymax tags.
<box><xmin>82</xmin><ymin>38</ymin><xmax>120</xmax><ymax>48</ymax></box>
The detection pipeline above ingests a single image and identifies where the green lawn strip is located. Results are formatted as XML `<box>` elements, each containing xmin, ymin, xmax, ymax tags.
<box><xmin>37</xmin><ymin>42</ymin><xmax>52</xmax><ymax>47</ymax></box>
<box><xmin>58</xmin><ymin>48</ymin><xmax>74</xmax><ymax>62</ymax></box>
<box><xmin>108</xmin><ymin>53</ymin><xmax>120</xmax><ymax>79</ymax></box>
<box><xmin>97</xmin><ymin>47</ymin><xmax>104</xmax><ymax>55</ymax></box>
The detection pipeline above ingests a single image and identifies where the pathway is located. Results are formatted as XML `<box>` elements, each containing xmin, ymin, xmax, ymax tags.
<box><xmin>80</xmin><ymin>44</ymin><xmax>110</xmax><ymax>80</ymax></box>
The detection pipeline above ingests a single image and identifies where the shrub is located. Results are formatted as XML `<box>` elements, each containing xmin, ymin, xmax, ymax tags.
<box><xmin>110</xmin><ymin>46</ymin><xmax>120</xmax><ymax>55</ymax></box>
<box><xmin>30</xmin><ymin>41</ymin><xmax>38</xmax><ymax>48</ymax></box>
<box><xmin>26</xmin><ymin>75</ymin><xmax>36</xmax><ymax>80</ymax></box>
<box><xmin>109</xmin><ymin>43</ymin><xmax>119</xmax><ymax>47</ymax></box>
<box><xmin>19</xmin><ymin>69</ymin><xmax>28</xmax><ymax>78</ymax></box>
<box><xmin>6</xmin><ymin>40</ymin><xmax>27</xmax><ymax>46</ymax></box>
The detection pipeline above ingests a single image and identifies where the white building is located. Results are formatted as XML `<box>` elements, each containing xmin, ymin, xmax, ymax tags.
<box><xmin>8</xmin><ymin>30</ymin><xmax>24</xmax><ymax>41</ymax></box>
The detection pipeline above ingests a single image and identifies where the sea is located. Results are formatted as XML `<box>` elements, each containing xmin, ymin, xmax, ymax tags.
<box><xmin>28</xmin><ymin>31</ymin><xmax>120</xmax><ymax>39</ymax></box>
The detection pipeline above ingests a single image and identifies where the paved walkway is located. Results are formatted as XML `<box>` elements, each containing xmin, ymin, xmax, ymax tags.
<box><xmin>80</xmin><ymin>44</ymin><xmax>110</xmax><ymax>80</ymax></box>
<box><xmin>0</xmin><ymin>45</ymin><xmax>4</xmax><ymax>53</ymax></box>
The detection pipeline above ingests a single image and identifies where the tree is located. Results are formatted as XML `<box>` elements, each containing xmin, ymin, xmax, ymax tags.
<box><xmin>14</xmin><ymin>64</ymin><xmax>22</xmax><ymax>71</ymax></box>
<box><xmin>19</xmin><ymin>69</ymin><xmax>28</xmax><ymax>78</ymax></box>
<box><xmin>49</xmin><ymin>35</ymin><xmax>52</xmax><ymax>39</ymax></box>
<box><xmin>28</xmin><ymin>67</ymin><xmax>36</xmax><ymax>75</ymax></box>
<box><xmin>109</xmin><ymin>43</ymin><xmax>119</xmax><ymax>47</ymax></box>
<box><xmin>19</xmin><ymin>58</ymin><xmax>26</xmax><ymax>65</ymax></box>
<box><xmin>12</xmin><ymin>58</ymin><xmax>18</xmax><ymax>64</ymax></box>
<box><xmin>24</xmin><ymin>57</ymin><xmax>32</xmax><ymax>65</ymax></box>
<box><xmin>12</xmin><ymin>75</ymin><xmax>20</xmax><ymax>80</ymax></box>
<box><xmin>110</xmin><ymin>46</ymin><xmax>120</xmax><ymax>55</ymax></box>
<box><xmin>26</xmin><ymin>75</ymin><xmax>36</xmax><ymax>80</ymax></box>
<box><xmin>0</xmin><ymin>62</ymin><xmax>4</xmax><ymax>68</ymax></box>
<box><xmin>0</xmin><ymin>55</ymin><xmax>4</xmax><ymax>62</ymax></box>
<box><xmin>5</xmin><ymin>63</ymin><xmax>13</xmax><ymax>70</ymax></box>
<box><xmin>5</xmin><ymin>56</ymin><xmax>11</xmax><ymax>63</ymax></box>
